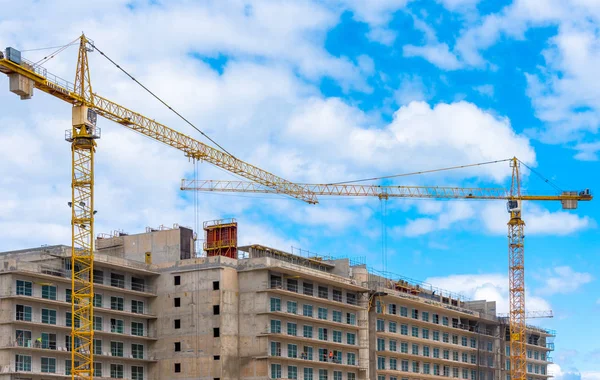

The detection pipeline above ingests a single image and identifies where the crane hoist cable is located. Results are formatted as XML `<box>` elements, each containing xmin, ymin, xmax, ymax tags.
<box><xmin>87</xmin><ymin>41</ymin><xmax>234</xmax><ymax>158</ymax></box>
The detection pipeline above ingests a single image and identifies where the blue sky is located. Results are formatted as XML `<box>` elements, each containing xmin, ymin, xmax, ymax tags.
<box><xmin>0</xmin><ymin>0</ymin><xmax>599</xmax><ymax>377</ymax></box>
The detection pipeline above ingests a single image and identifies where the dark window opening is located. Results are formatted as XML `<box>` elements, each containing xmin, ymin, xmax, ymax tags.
<box><xmin>213</xmin><ymin>328</ymin><xmax>220</xmax><ymax>337</ymax></box>
<box><xmin>213</xmin><ymin>281</ymin><xmax>220</xmax><ymax>290</ymax></box>
<box><xmin>174</xmin><ymin>342</ymin><xmax>181</xmax><ymax>352</ymax></box>
<box><xmin>174</xmin><ymin>319</ymin><xmax>181</xmax><ymax>329</ymax></box>
<box><xmin>174</xmin><ymin>298</ymin><xmax>181</xmax><ymax>307</ymax></box>
<box><xmin>214</xmin><ymin>355</ymin><xmax>220</xmax><ymax>360</ymax></box>
<box><xmin>174</xmin><ymin>363</ymin><xmax>181</xmax><ymax>373</ymax></box>
<box><xmin>174</xmin><ymin>276</ymin><xmax>181</xmax><ymax>286</ymax></box>
<box><xmin>213</xmin><ymin>305</ymin><xmax>220</xmax><ymax>315</ymax></box>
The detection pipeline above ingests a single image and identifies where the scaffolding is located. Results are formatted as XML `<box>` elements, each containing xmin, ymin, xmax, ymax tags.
<box><xmin>204</xmin><ymin>218</ymin><xmax>238</xmax><ymax>259</ymax></box>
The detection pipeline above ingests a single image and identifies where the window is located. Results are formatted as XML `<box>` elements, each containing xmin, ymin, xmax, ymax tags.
<box><xmin>401</xmin><ymin>324</ymin><xmax>408</xmax><ymax>335</ymax></box>
<box><xmin>433</xmin><ymin>313</ymin><xmax>439</xmax><ymax>324</ymax></box>
<box><xmin>41</xmin><ymin>309</ymin><xmax>56</xmax><ymax>324</ymax></box>
<box><xmin>111</xmin><ymin>296</ymin><xmax>124</xmax><ymax>311</ymax></box>
<box><xmin>94</xmin><ymin>339</ymin><xmax>102</xmax><ymax>355</ymax></box>
<box><xmin>333</xmin><ymin>330</ymin><xmax>342</xmax><ymax>343</ymax></box>
<box><xmin>270</xmin><ymin>297</ymin><xmax>281</xmax><ymax>312</ymax></box>
<box><xmin>271</xmin><ymin>320</ymin><xmax>282</xmax><ymax>334</ymax></box>
<box><xmin>174</xmin><ymin>342</ymin><xmax>181</xmax><ymax>352</ymax></box>
<box><xmin>412</xmin><ymin>361</ymin><xmax>420</xmax><ymax>373</ymax></box>
<box><xmin>271</xmin><ymin>342</ymin><xmax>282</xmax><ymax>356</ymax></box>
<box><xmin>400</xmin><ymin>306</ymin><xmax>408</xmax><ymax>317</ymax></box>
<box><xmin>174</xmin><ymin>275</ymin><xmax>181</xmax><ymax>285</ymax></box>
<box><xmin>303</xmin><ymin>304</ymin><xmax>313</xmax><ymax>317</ymax></box>
<box><xmin>422</xmin><ymin>311</ymin><xmax>429</xmax><ymax>322</ymax></box>
<box><xmin>93</xmin><ymin>316</ymin><xmax>102</xmax><ymax>331</ymax></box>
<box><xmin>303</xmin><ymin>282</ymin><xmax>314</xmax><ymax>296</ymax></box>
<box><xmin>318</xmin><ymin>286</ymin><xmax>328</xmax><ymax>299</ymax></box>
<box><xmin>288</xmin><ymin>322</ymin><xmax>297</xmax><ymax>336</ymax></box>
<box><xmin>287</xmin><ymin>301</ymin><xmax>297</xmax><ymax>314</ymax></box>
<box><xmin>213</xmin><ymin>305</ymin><xmax>220</xmax><ymax>315</ymax></box>
<box><xmin>93</xmin><ymin>293</ymin><xmax>102</xmax><ymax>307</ymax></box>
<box><xmin>66</xmin><ymin>288</ymin><xmax>72</xmax><ymax>303</ymax></box>
<box><xmin>318</xmin><ymin>327</ymin><xmax>328</xmax><ymax>341</ymax></box>
<box><xmin>65</xmin><ymin>359</ymin><xmax>80</xmax><ymax>375</ymax></box>
<box><xmin>42</xmin><ymin>285</ymin><xmax>57</xmax><ymax>300</ymax></box>
<box><xmin>488</xmin><ymin>341</ymin><xmax>493</xmax><ymax>352</ymax></box>
<box><xmin>402</xmin><ymin>360</ymin><xmax>409</xmax><ymax>372</ymax></box>
<box><xmin>461</xmin><ymin>336</ymin><xmax>468</xmax><ymax>346</ymax></box>
<box><xmin>377</xmin><ymin>319</ymin><xmax>385</xmax><ymax>332</ymax></box>
<box><xmin>93</xmin><ymin>269</ymin><xmax>104</xmax><ymax>284</ymax></box>
<box><xmin>471</xmin><ymin>354</ymin><xmax>477</xmax><ymax>364</ymax></box>
<box><xmin>347</xmin><ymin>352</ymin><xmax>356</xmax><ymax>365</ymax></box>
<box><xmin>132</xmin><ymin>321</ymin><xmax>144</xmax><ymax>336</ymax></box>
<box><xmin>41</xmin><ymin>333</ymin><xmax>57</xmax><ymax>350</ymax></box>
<box><xmin>347</xmin><ymin>332</ymin><xmax>356</xmax><ymax>345</ymax></box>
<box><xmin>401</xmin><ymin>342</ymin><xmax>408</xmax><ymax>353</ymax></box>
<box><xmin>422</xmin><ymin>328</ymin><xmax>429</xmax><ymax>339</ymax></box>
<box><xmin>434</xmin><ymin>364</ymin><xmax>440</xmax><ymax>376</ymax></box>
<box><xmin>304</xmin><ymin>368</ymin><xmax>314</xmax><ymax>380</ymax></box>
<box><xmin>288</xmin><ymin>343</ymin><xmax>298</xmax><ymax>358</ymax></box>
<box><xmin>289</xmin><ymin>365</ymin><xmax>298</xmax><ymax>380</ymax></box>
<box><xmin>471</xmin><ymin>338</ymin><xmax>477</xmax><ymax>348</ymax></box>
<box><xmin>304</xmin><ymin>346</ymin><xmax>313</xmax><ymax>360</ymax></box>
<box><xmin>174</xmin><ymin>297</ymin><xmax>181</xmax><ymax>307</ymax></box>
<box><xmin>389</xmin><ymin>321</ymin><xmax>397</xmax><ymax>333</ymax></box>
<box><xmin>318</xmin><ymin>307</ymin><xmax>328</xmax><ymax>320</ymax></box>
<box><xmin>303</xmin><ymin>325</ymin><xmax>313</xmax><ymax>338</ymax></box>
<box><xmin>377</xmin><ymin>356</ymin><xmax>386</xmax><ymax>370</ymax></box>
<box><xmin>319</xmin><ymin>348</ymin><xmax>328</xmax><ymax>362</ymax></box>
<box><xmin>93</xmin><ymin>363</ymin><xmax>102</xmax><ymax>377</ymax></box>
<box><xmin>16</xmin><ymin>305</ymin><xmax>32</xmax><ymax>321</ymax></box>
<box><xmin>412</xmin><ymin>326</ymin><xmax>419</xmax><ymax>337</ymax></box>
<box><xmin>423</xmin><ymin>363</ymin><xmax>430</xmax><ymax>374</ymax></box>
<box><xmin>389</xmin><ymin>340</ymin><xmax>397</xmax><ymax>351</ymax></box>
<box><xmin>389</xmin><ymin>304</ymin><xmax>397</xmax><ymax>314</ymax></box>
<box><xmin>376</xmin><ymin>300</ymin><xmax>383</xmax><ymax>313</ymax></box>
<box><xmin>462</xmin><ymin>353</ymin><xmax>468</xmax><ymax>363</ymax></box>
<box><xmin>443</xmin><ymin>350</ymin><xmax>450</xmax><ymax>360</ymax></box>
<box><xmin>433</xmin><ymin>331</ymin><xmax>440</xmax><ymax>341</ymax></box>
<box><xmin>66</xmin><ymin>312</ymin><xmax>81</xmax><ymax>328</ymax></box>
<box><xmin>132</xmin><ymin>300</ymin><xmax>144</xmax><ymax>314</ymax></box>
<box><xmin>334</xmin><ymin>371</ymin><xmax>342</xmax><ymax>380</ymax></box>
<box><xmin>333</xmin><ymin>310</ymin><xmax>342</xmax><ymax>322</ymax></box>
<box><xmin>348</xmin><ymin>373</ymin><xmax>356</xmax><ymax>380</ymax></box>
<box><xmin>319</xmin><ymin>369</ymin><xmax>328</xmax><ymax>380</ymax></box>
<box><xmin>213</xmin><ymin>327</ymin><xmax>220</xmax><ymax>337</ymax></box>
<box><xmin>131</xmin><ymin>277</ymin><xmax>145</xmax><ymax>292</ymax></box>
<box><xmin>111</xmin><ymin>341</ymin><xmax>124</xmax><ymax>357</ymax></box>
<box><xmin>213</xmin><ymin>281</ymin><xmax>220</xmax><ymax>290</ymax></box>
<box><xmin>112</xmin><ymin>363</ymin><xmax>125</xmax><ymax>378</ymax></box>
<box><xmin>412</xmin><ymin>344</ymin><xmax>419</xmax><ymax>355</ymax></box>
<box><xmin>453</xmin><ymin>351</ymin><xmax>459</xmax><ymax>361</ymax></box>
<box><xmin>377</xmin><ymin>338</ymin><xmax>385</xmax><ymax>351</ymax></box>
<box><xmin>41</xmin><ymin>357</ymin><xmax>56</xmax><ymax>373</ymax></box>
<box><xmin>131</xmin><ymin>366</ymin><xmax>144</xmax><ymax>380</ymax></box>
<box><xmin>411</xmin><ymin>308</ymin><xmax>418</xmax><ymax>319</ymax></box>
<box><xmin>443</xmin><ymin>316</ymin><xmax>449</xmax><ymax>326</ymax></box>
<box><xmin>452</xmin><ymin>335</ymin><xmax>459</xmax><ymax>345</ymax></box>
<box><xmin>16</xmin><ymin>280</ymin><xmax>32</xmax><ymax>296</ymax></box>
<box><xmin>111</xmin><ymin>273</ymin><xmax>125</xmax><ymax>288</ymax></box>
<box><xmin>433</xmin><ymin>348</ymin><xmax>440</xmax><ymax>358</ymax></box>
<box><xmin>346</xmin><ymin>313</ymin><xmax>356</xmax><ymax>325</ymax></box>
<box><xmin>443</xmin><ymin>332</ymin><xmax>450</xmax><ymax>343</ymax></box>
<box><xmin>346</xmin><ymin>292</ymin><xmax>357</xmax><ymax>305</ymax></box>
<box><xmin>332</xmin><ymin>289</ymin><xmax>343</xmax><ymax>302</ymax></box>
<box><xmin>453</xmin><ymin>368</ymin><xmax>459</xmax><ymax>378</ymax></box>
<box><xmin>110</xmin><ymin>318</ymin><xmax>124</xmax><ymax>334</ymax></box>
<box><xmin>15</xmin><ymin>330</ymin><xmax>31</xmax><ymax>347</ymax></box>
<box><xmin>271</xmin><ymin>363</ymin><xmax>282</xmax><ymax>379</ymax></box>
<box><xmin>132</xmin><ymin>343</ymin><xmax>144</xmax><ymax>359</ymax></box>
<box><xmin>423</xmin><ymin>346</ymin><xmax>430</xmax><ymax>357</ymax></box>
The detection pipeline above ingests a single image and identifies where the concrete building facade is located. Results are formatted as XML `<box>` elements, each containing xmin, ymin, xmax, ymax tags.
<box><xmin>0</xmin><ymin>226</ymin><xmax>554</xmax><ymax>380</ymax></box>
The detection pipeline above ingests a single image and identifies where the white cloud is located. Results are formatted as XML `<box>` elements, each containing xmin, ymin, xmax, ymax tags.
<box><xmin>403</xmin><ymin>43</ymin><xmax>463</xmax><ymax>70</ymax></box>
<box><xmin>398</xmin><ymin>201</ymin><xmax>475</xmax><ymax>237</ymax></box>
<box><xmin>436</xmin><ymin>0</ymin><xmax>481</xmax><ymax>12</ymax></box>
<box><xmin>425</xmin><ymin>273</ymin><xmax>551</xmax><ymax>314</ymax></box>
<box><xmin>474</xmin><ymin>84</ymin><xmax>495</xmax><ymax>97</ymax></box>
<box><xmin>574</xmin><ymin>141</ymin><xmax>600</xmax><ymax>161</ymax></box>
<box><xmin>480</xmin><ymin>202</ymin><xmax>593</xmax><ymax>236</ymax></box>
<box><xmin>537</xmin><ymin>266</ymin><xmax>593</xmax><ymax>295</ymax></box>
<box><xmin>394</xmin><ymin>75</ymin><xmax>431</xmax><ymax>105</ymax></box>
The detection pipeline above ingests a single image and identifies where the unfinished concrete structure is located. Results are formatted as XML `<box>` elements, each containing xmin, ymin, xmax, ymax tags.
<box><xmin>0</xmin><ymin>224</ymin><xmax>554</xmax><ymax>380</ymax></box>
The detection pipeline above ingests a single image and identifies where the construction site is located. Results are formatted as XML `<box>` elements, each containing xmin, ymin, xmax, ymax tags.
<box><xmin>0</xmin><ymin>27</ymin><xmax>594</xmax><ymax>380</ymax></box>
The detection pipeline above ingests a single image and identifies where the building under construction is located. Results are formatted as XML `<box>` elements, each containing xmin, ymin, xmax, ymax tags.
<box><xmin>0</xmin><ymin>222</ymin><xmax>554</xmax><ymax>380</ymax></box>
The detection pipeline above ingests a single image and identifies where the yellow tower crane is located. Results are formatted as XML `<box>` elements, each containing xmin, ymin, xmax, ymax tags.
<box><xmin>180</xmin><ymin>159</ymin><xmax>592</xmax><ymax>380</ymax></box>
<box><xmin>0</xmin><ymin>35</ymin><xmax>316</xmax><ymax>380</ymax></box>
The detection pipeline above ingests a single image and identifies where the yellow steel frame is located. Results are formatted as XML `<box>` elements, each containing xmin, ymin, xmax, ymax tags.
<box><xmin>70</xmin><ymin>35</ymin><xmax>96</xmax><ymax>380</ymax></box>
<box><xmin>182</xmin><ymin>168</ymin><xmax>592</xmax><ymax>380</ymax></box>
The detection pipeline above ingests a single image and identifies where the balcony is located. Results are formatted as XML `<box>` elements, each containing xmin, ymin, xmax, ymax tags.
<box><xmin>261</xmin><ymin>329</ymin><xmax>364</xmax><ymax>349</ymax></box>
<box><xmin>264</xmin><ymin>286</ymin><xmax>364</xmax><ymax>311</ymax></box>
